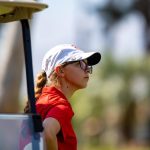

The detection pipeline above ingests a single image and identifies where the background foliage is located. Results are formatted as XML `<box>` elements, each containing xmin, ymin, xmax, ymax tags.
<box><xmin>71</xmin><ymin>54</ymin><xmax>150</xmax><ymax>150</ymax></box>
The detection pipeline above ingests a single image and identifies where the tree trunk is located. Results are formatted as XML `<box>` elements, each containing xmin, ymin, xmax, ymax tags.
<box><xmin>0</xmin><ymin>22</ymin><xmax>24</xmax><ymax>113</ymax></box>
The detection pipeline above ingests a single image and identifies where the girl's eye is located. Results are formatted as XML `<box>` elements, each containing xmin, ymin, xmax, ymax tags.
<box><xmin>81</xmin><ymin>61</ymin><xmax>87</xmax><ymax>66</ymax></box>
<box><xmin>79</xmin><ymin>61</ymin><xmax>86</xmax><ymax>69</ymax></box>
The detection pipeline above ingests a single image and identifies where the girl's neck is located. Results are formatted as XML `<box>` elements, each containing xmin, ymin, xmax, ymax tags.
<box><xmin>54</xmin><ymin>84</ymin><xmax>76</xmax><ymax>100</ymax></box>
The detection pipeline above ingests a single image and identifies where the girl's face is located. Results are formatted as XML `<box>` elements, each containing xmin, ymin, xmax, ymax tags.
<box><xmin>62</xmin><ymin>60</ymin><xmax>92</xmax><ymax>89</ymax></box>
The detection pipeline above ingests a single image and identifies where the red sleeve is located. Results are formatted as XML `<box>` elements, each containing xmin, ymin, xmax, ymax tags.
<box><xmin>45</xmin><ymin>105</ymin><xmax>70</xmax><ymax>140</ymax></box>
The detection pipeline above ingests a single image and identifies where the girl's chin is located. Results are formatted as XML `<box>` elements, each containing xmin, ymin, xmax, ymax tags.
<box><xmin>77</xmin><ymin>84</ymin><xmax>88</xmax><ymax>89</ymax></box>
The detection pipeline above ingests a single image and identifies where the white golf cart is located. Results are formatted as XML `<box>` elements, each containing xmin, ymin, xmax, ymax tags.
<box><xmin>0</xmin><ymin>1</ymin><xmax>48</xmax><ymax>149</ymax></box>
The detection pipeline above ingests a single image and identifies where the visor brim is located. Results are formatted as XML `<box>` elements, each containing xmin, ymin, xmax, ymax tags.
<box><xmin>86</xmin><ymin>52</ymin><xmax>101</xmax><ymax>66</ymax></box>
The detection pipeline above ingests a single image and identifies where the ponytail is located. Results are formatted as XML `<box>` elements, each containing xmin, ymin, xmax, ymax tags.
<box><xmin>24</xmin><ymin>71</ymin><xmax>47</xmax><ymax>113</ymax></box>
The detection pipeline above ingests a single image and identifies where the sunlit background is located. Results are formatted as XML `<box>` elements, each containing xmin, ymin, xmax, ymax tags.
<box><xmin>0</xmin><ymin>0</ymin><xmax>150</xmax><ymax>150</ymax></box>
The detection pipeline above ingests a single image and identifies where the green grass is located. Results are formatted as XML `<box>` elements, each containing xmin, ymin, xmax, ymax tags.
<box><xmin>79</xmin><ymin>145</ymin><xmax>150</xmax><ymax>150</ymax></box>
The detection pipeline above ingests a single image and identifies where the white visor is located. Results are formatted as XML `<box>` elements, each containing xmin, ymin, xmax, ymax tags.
<box><xmin>42</xmin><ymin>44</ymin><xmax>101</xmax><ymax>77</ymax></box>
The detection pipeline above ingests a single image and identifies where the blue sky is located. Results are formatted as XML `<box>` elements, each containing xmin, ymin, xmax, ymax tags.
<box><xmin>31</xmin><ymin>0</ymin><xmax>77</xmax><ymax>75</ymax></box>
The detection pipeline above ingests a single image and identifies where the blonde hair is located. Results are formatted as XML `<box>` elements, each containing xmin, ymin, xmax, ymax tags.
<box><xmin>24</xmin><ymin>70</ymin><xmax>59</xmax><ymax>113</ymax></box>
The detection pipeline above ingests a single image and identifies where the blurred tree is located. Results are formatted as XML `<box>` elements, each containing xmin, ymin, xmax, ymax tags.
<box><xmin>121</xmin><ymin>100</ymin><xmax>136</xmax><ymax>143</ymax></box>
<box><xmin>94</xmin><ymin>0</ymin><xmax>150</xmax><ymax>53</ymax></box>
<box><xmin>134</xmin><ymin>0</ymin><xmax>150</xmax><ymax>53</ymax></box>
<box><xmin>0</xmin><ymin>23</ymin><xmax>24</xmax><ymax>113</ymax></box>
<box><xmin>73</xmin><ymin>54</ymin><xmax>150</xmax><ymax>149</ymax></box>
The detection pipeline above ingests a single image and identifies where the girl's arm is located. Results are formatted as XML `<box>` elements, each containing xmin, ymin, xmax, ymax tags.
<box><xmin>43</xmin><ymin>117</ymin><xmax>61</xmax><ymax>150</ymax></box>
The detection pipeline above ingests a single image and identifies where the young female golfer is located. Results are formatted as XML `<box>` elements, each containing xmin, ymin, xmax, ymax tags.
<box><xmin>25</xmin><ymin>44</ymin><xmax>101</xmax><ymax>150</ymax></box>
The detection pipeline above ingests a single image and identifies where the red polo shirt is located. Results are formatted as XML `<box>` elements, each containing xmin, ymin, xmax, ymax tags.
<box><xmin>36</xmin><ymin>86</ymin><xmax>77</xmax><ymax>150</ymax></box>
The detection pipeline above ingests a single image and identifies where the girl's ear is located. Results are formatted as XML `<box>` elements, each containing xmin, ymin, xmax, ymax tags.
<box><xmin>55</xmin><ymin>66</ymin><xmax>65</xmax><ymax>77</ymax></box>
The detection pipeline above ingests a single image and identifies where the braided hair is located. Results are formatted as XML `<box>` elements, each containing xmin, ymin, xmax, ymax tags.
<box><xmin>24</xmin><ymin>71</ymin><xmax>47</xmax><ymax>113</ymax></box>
